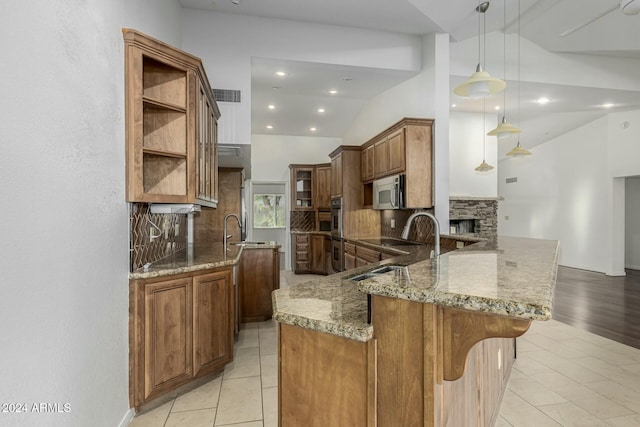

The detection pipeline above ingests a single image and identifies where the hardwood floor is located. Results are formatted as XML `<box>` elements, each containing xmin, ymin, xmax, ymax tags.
<box><xmin>553</xmin><ymin>266</ymin><xmax>640</xmax><ymax>349</ymax></box>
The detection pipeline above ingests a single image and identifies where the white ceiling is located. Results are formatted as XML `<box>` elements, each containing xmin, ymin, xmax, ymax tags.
<box><xmin>179</xmin><ymin>0</ymin><xmax>640</xmax><ymax>157</ymax></box>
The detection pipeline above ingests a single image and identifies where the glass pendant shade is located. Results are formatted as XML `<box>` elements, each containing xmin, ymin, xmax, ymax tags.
<box><xmin>474</xmin><ymin>160</ymin><xmax>495</xmax><ymax>172</ymax></box>
<box><xmin>505</xmin><ymin>141</ymin><xmax>531</xmax><ymax>157</ymax></box>
<box><xmin>454</xmin><ymin>64</ymin><xmax>506</xmax><ymax>98</ymax></box>
<box><xmin>488</xmin><ymin>116</ymin><xmax>521</xmax><ymax>138</ymax></box>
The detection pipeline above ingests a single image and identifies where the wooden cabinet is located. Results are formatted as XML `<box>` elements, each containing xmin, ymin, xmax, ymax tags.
<box><xmin>361</xmin><ymin>144</ymin><xmax>375</xmax><ymax>182</ymax></box>
<box><xmin>123</xmin><ymin>29</ymin><xmax>219</xmax><ymax>207</ymax></box>
<box><xmin>360</xmin><ymin>118</ymin><xmax>433</xmax><ymax>209</ymax></box>
<box><xmin>196</xmin><ymin>80</ymin><xmax>219</xmax><ymax>206</ymax></box>
<box><xmin>387</xmin><ymin>128</ymin><xmax>406</xmax><ymax>175</ymax></box>
<box><xmin>293</xmin><ymin>234</ymin><xmax>310</xmax><ymax>273</ymax></box>
<box><xmin>293</xmin><ymin>233</ymin><xmax>329</xmax><ymax>275</ymax></box>
<box><xmin>239</xmin><ymin>247</ymin><xmax>280</xmax><ymax>322</ymax></box>
<box><xmin>193</xmin><ymin>269</ymin><xmax>233</xmax><ymax>377</ymax></box>
<box><xmin>330</xmin><ymin>153</ymin><xmax>343</xmax><ymax>198</ymax></box>
<box><xmin>142</xmin><ymin>277</ymin><xmax>193</xmax><ymax>401</ymax></box>
<box><xmin>310</xmin><ymin>234</ymin><xmax>326</xmax><ymax>274</ymax></box>
<box><xmin>314</xmin><ymin>164</ymin><xmax>332</xmax><ymax>209</ymax></box>
<box><xmin>290</xmin><ymin>165</ymin><xmax>314</xmax><ymax>211</ymax></box>
<box><xmin>129</xmin><ymin>266</ymin><xmax>234</xmax><ymax>408</ymax></box>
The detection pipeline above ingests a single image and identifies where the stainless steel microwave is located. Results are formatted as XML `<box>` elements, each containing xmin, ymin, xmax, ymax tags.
<box><xmin>373</xmin><ymin>174</ymin><xmax>405</xmax><ymax>210</ymax></box>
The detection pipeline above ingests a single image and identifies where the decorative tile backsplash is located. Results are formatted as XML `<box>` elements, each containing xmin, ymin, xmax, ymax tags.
<box><xmin>381</xmin><ymin>209</ymin><xmax>436</xmax><ymax>243</ymax></box>
<box><xmin>129</xmin><ymin>203</ymin><xmax>187</xmax><ymax>272</ymax></box>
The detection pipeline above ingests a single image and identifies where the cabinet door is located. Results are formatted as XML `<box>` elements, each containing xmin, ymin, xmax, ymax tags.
<box><xmin>291</xmin><ymin>166</ymin><xmax>315</xmax><ymax>211</ymax></box>
<box><xmin>240</xmin><ymin>248</ymin><xmax>279</xmax><ymax>322</ymax></box>
<box><xmin>143</xmin><ymin>277</ymin><xmax>193</xmax><ymax>400</ymax></box>
<box><xmin>196</xmin><ymin>83</ymin><xmax>219</xmax><ymax>207</ymax></box>
<box><xmin>330</xmin><ymin>153</ymin><xmax>343</xmax><ymax>198</ymax></box>
<box><xmin>387</xmin><ymin>128</ymin><xmax>406</xmax><ymax>174</ymax></box>
<box><xmin>361</xmin><ymin>145</ymin><xmax>375</xmax><ymax>182</ymax></box>
<box><xmin>310</xmin><ymin>234</ymin><xmax>325</xmax><ymax>274</ymax></box>
<box><xmin>344</xmin><ymin>253</ymin><xmax>356</xmax><ymax>271</ymax></box>
<box><xmin>374</xmin><ymin>138</ymin><xmax>390</xmax><ymax>178</ymax></box>
<box><xmin>315</xmin><ymin>165</ymin><xmax>332</xmax><ymax>209</ymax></box>
<box><xmin>193</xmin><ymin>269</ymin><xmax>233</xmax><ymax>377</ymax></box>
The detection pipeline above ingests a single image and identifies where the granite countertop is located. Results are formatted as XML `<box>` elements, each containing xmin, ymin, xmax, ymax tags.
<box><xmin>272</xmin><ymin>236</ymin><xmax>558</xmax><ymax>342</ymax></box>
<box><xmin>129</xmin><ymin>241</ymin><xmax>281</xmax><ymax>280</ymax></box>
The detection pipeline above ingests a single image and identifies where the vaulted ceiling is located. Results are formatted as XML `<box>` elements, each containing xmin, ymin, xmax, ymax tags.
<box><xmin>179</xmin><ymin>0</ymin><xmax>640</xmax><ymax>156</ymax></box>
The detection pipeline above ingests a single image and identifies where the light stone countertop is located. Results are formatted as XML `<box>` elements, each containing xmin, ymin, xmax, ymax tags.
<box><xmin>129</xmin><ymin>241</ymin><xmax>281</xmax><ymax>279</ymax></box>
<box><xmin>272</xmin><ymin>236</ymin><xmax>558</xmax><ymax>342</ymax></box>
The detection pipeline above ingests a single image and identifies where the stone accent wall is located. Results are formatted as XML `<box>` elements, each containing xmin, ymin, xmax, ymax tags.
<box><xmin>449</xmin><ymin>198</ymin><xmax>498</xmax><ymax>239</ymax></box>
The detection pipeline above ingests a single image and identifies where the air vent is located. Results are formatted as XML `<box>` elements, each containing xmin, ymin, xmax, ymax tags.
<box><xmin>218</xmin><ymin>145</ymin><xmax>242</xmax><ymax>157</ymax></box>
<box><xmin>213</xmin><ymin>89</ymin><xmax>241</xmax><ymax>103</ymax></box>
<box><xmin>506</xmin><ymin>177</ymin><xmax>518</xmax><ymax>184</ymax></box>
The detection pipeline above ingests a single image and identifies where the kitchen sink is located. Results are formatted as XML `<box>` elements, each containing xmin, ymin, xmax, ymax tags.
<box><xmin>346</xmin><ymin>265</ymin><xmax>405</xmax><ymax>282</ymax></box>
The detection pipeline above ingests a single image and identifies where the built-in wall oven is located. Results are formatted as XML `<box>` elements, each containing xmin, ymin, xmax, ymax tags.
<box><xmin>331</xmin><ymin>197</ymin><xmax>344</xmax><ymax>272</ymax></box>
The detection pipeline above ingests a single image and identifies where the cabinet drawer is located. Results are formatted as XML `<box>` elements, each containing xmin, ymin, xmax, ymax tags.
<box><xmin>356</xmin><ymin>257</ymin><xmax>369</xmax><ymax>267</ymax></box>
<box><xmin>295</xmin><ymin>234</ymin><xmax>309</xmax><ymax>244</ymax></box>
<box><xmin>296</xmin><ymin>261</ymin><xmax>310</xmax><ymax>271</ymax></box>
<box><xmin>344</xmin><ymin>242</ymin><xmax>356</xmax><ymax>256</ymax></box>
<box><xmin>356</xmin><ymin>246</ymin><xmax>381</xmax><ymax>263</ymax></box>
<box><xmin>296</xmin><ymin>243</ymin><xmax>309</xmax><ymax>253</ymax></box>
<box><xmin>296</xmin><ymin>251</ymin><xmax>309</xmax><ymax>261</ymax></box>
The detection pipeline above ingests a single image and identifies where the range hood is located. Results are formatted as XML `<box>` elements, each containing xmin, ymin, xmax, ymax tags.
<box><xmin>149</xmin><ymin>204</ymin><xmax>201</xmax><ymax>214</ymax></box>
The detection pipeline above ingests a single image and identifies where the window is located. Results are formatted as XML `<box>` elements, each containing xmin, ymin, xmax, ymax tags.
<box><xmin>253</xmin><ymin>194</ymin><xmax>285</xmax><ymax>228</ymax></box>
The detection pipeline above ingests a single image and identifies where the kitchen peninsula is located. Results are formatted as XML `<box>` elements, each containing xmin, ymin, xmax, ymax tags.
<box><xmin>272</xmin><ymin>236</ymin><xmax>558</xmax><ymax>426</ymax></box>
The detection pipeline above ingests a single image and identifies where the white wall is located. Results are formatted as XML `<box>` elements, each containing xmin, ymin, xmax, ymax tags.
<box><xmin>181</xmin><ymin>10</ymin><xmax>422</xmax><ymax>145</ymax></box>
<box><xmin>626</xmin><ymin>177</ymin><xmax>640</xmax><ymax>270</ymax></box>
<box><xmin>343</xmin><ymin>33</ymin><xmax>451</xmax><ymax>226</ymax></box>
<box><xmin>499</xmin><ymin>110</ymin><xmax>640</xmax><ymax>275</ymax></box>
<box><xmin>0</xmin><ymin>1</ymin><xmax>183</xmax><ymax>426</ymax></box>
<box><xmin>449</xmin><ymin>112</ymin><xmax>498</xmax><ymax>197</ymax></box>
<box><xmin>251</xmin><ymin>134</ymin><xmax>341</xmax><ymax>182</ymax></box>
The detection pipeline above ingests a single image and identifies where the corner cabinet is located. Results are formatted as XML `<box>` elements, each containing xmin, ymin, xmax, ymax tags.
<box><xmin>129</xmin><ymin>267</ymin><xmax>233</xmax><ymax>408</ymax></box>
<box><xmin>289</xmin><ymin>165</ymin><xmax>315</xmax><ymax>211</ymax></box>
<box><xmin>123</xmin><ymin>28</ymin><xmax>220</xmax><ymax>207</ymax></box>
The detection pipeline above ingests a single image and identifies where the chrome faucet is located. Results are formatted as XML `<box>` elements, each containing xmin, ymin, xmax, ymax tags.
<box><xmin>223</xmin><ymin>213</ymin><xmax>242</xmax><ymax>248</ymax></box>
<box><xmin>401</xmin><ymin>211</ymin><xmax>440</xmax><ymax>258</ymax></box>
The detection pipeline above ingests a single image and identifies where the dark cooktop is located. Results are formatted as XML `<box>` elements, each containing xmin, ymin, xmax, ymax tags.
<box><xmin>359</xmin><ymin>238</ymin><xmax>423</xmax><ymax>247</ymax></box>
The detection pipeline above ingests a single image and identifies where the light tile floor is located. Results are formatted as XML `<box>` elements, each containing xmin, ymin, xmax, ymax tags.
<box><xmin>130</xmin><ymin>271</ymin><xmax>640</xmax><ymax>426</ymax></box>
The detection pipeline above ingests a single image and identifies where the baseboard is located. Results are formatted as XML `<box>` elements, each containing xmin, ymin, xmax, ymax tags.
<box><xmin>625</xmin><ymin>264</ymin><xmax>640</xmax><ymax>271</ymax></box>
<box><xmin>118</xmin><ymin>408</ymin><xmax>135</xmax><ymax>427</ymax></box>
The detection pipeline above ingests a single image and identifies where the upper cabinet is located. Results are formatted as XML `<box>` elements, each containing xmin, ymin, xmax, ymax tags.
<box><xmin>314</xmin><ymin>163</ymin><xmax>331</xmax><ymax>210</ymax></box>
<box><xmin>361</xmin><ymin>118</ymin><xmax>433</xmax><ymax>208</ymax></box>
<box><xmin>290</xmin><ymin>165</ymin><xmax>315</xmax><ymax>211</ymax></box>
<box><xmin>123</xmin><ymin>29</ymin><xmax>220</xmax><ymax>207</ymax></box>
<box><xmin>289</xmin><ymin>163</ymin><xmax>332</xmax><ymax>211</ymax></box>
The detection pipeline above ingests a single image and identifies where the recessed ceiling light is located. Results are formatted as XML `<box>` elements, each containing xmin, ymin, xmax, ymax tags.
<box><xmin>602</xmin><ymin>103</ymin><xmax>615</xmax><ymax>108</ymax></box>
<box><xmin>310</xmin><ymin>127</ymin><xmax>317</xmax><ymax>132</ymax></box>
<box><xmin>495</xmin><ymin>106</ymin><xmax>501</xmax><ymax>111</ymax></box>
<box><xmin>536</xmin><ymin>97</ymin><xmax>550</xmax><ymax>105</ymax></box>
<box><xmin>317</xmin><ymin>108</ymin><xmax>325</xmax><ymax>113</ymax></box>
<box><xmin>231</xmin><ymin>0</ymin><xmax>239</xmax><ymax>5</ymax></box>
<box><xmin>451</xmin><ymin>104</ymin><xmax>456</xmax><ymax>108</ymax></box>
<box><xmin>328</xmin><ymin>90</ymin><xmax>338</xmax><ymax>95</ymax></box>
<box><xmin>275</xmin><ymin>71</ymin><xmax>287</xmax><ymax>77</ymax></box>
<box><xmin>272</xmin><ymin>86</ymin><xmax>280</xmax><ymax>90</ymax></box>
<box><xmin>342</xmin><ymin>77</ymin><xmax>353</xmax><ymax>81</ymax></box>
<box><xmin>268</xmin><ymin>104</ymin><xmax>275</xmax><ymax>110</ymax></box>
<box><xmin>266</xmin><ymin>125</ymin><xmax>273</xmax><ymax>129</ymax></box>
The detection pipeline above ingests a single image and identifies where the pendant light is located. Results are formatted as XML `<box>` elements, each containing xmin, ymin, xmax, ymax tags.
<box><xmin>506</xmin><ymin>0</ymin><xmax>532</xmax><ymax>157</ymax></box>
<box><xmin>475</xmin><ymin>98</ymin><xmax>495</xmax><ymax>172</ymax></box>
<box><xmin>488</xmin><ymin>0</ymin><xmax>521</xmax><ymax>139</ymax></box>
<box><xmin>454</xmin><ymin>1</ymin><xmax>506</xmax><ymax>99</ymax></box>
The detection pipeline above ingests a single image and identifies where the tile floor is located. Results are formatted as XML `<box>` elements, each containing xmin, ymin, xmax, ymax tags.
<box><xmin>130</xmin><ymin>271</ymin><xmax>640</xmax><ymax>426</ymax></box>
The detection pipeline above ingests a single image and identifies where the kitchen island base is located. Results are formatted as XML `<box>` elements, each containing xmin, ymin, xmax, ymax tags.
<box><xmin>277</xmin><ymin>297</ymin><xmax>529</xmax><ymax>427</ymax></box>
